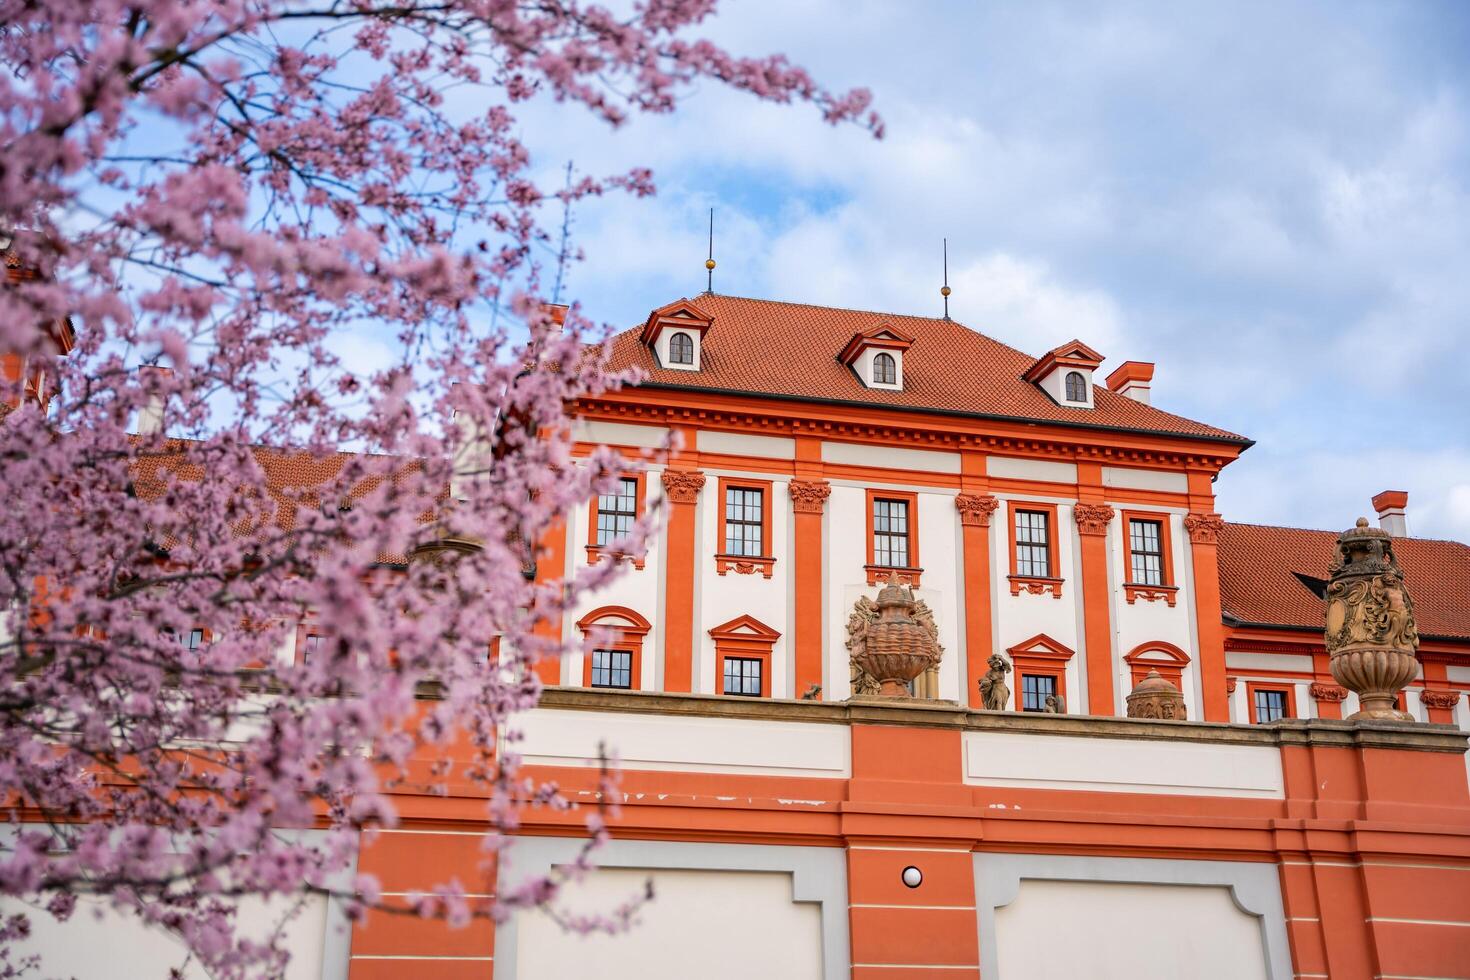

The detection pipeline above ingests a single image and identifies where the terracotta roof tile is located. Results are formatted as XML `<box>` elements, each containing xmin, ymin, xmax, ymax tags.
<box><xmin>605</xmin><ymin>294</ymin><xmax>1249</xmax><ymax>444</ymax></box>
<box><xmin>1218</xmin><ymin>522</ymin><xmax>1470</xmax><ymax>641</ymax></box>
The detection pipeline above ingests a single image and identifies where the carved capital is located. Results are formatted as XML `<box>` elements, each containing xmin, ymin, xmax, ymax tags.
<box><xmin>955</xmin><ymin>493</ymin><xmax>1000</xmax><ymax>527</ymax></box>
<box><xmin>788</xmin><ymin>479</ymin><xmax>832</xmax><ymax>515</ymax></box>
<box><xmin>660</xmin><ymin>468</ymin><xmax>705</xmax><ymax>504</ymax></box>
<box><xmin>1309</xmin><ymin>682</ymin><xmax>1349</xmax><ymax>703</ymax></box>
<box><xmin>1226</xmin><ymin>675</ymin><xmax>1238</xmax><ymax>695</ymax></box>
<box><xmin>1420</xmin><ymin>689</ymin><xmax>1462</xmax><ymax>711</ymax></box>
<box><xmin>1184</xmin><ymin>512</ymin><xmax>1225</xmax><ymax>545</ymax></box>
<box><xmin>1072</xmin><ymin>502</ymin><xmax>1115</xmax><ymax>536</ymax></box>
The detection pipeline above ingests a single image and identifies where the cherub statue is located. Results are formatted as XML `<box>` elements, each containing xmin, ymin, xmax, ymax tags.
<box><xmin>1043</xmin><ymin>692</ymin><xmax>1065</xmax><ymax>714</ymax></box>
<box><xmin>978</xmin><ymin>653</ymin><xmax>1012</xmax><ymax>711</ymax></box>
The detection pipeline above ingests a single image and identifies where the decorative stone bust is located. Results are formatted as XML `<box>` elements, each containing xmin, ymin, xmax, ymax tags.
<box><xmin>1325</xmin><ymin>517</ymin><xmax>1420</xmax><ymax>721</ymax></box>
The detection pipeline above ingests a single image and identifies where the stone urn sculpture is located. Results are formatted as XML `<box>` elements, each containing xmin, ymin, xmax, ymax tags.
<box><xmin>846</xmin><ymin>573</ymin><xmax>942</xmax><ymax>698</ymax></box>
<box><xmin>1325</xmin><ymin>518</ymin><xmax>1420</xmax><ymax>721</ymax></box>
<box><xmin>1126</xmin><ymin>670</ymin><xmax>1187</xmax><ymax>720</ymax></box>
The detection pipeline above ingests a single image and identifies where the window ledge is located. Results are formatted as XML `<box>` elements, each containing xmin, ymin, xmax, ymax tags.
<box><xmin>585</xmin><ymin>544</ymin><xmax>646</xmax><ymax>570</ymax></box>
<box><xmin>1124</xmin><ymin>583</ymin><xmax>1179</xmax><ymax>606</ymax></box>
<box><xmin>1008</xmin><ymin>575</ymin><xmax>1064</xmax><ymax>598</ymax></box>
<box><xmin>865</xmin><ymin>564</ymin><xmax>923</xmax><ymax>587</ymax></box>
<box><xmin>715</xmin><ymin>554</ymin><xmax>775</xmax><ymax>579</ymax></box>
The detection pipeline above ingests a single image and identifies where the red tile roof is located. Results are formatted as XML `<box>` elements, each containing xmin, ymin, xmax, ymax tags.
<box><xmin>1218</xmin><ymin>522</ymin><xmax>1470</xmax><ymax>641</ymax></box>
<box><xmin>604</xmin><ymin>294</ymin><xmax>1250</xmax><ymax>444</ymax></box>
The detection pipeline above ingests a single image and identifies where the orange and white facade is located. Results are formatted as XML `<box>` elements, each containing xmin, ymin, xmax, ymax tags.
<box><xmin>17</xmin><ymin>292</ymin><xmax>1470</xmax><ymax>979</ymax></box>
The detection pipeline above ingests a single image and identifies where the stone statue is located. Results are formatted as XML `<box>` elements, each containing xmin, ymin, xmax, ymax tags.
<box><xmin>978</xmin><ymin>654</ymin><xmax>1012</xmax><ymax>711</ymax></box>
<box><xmin>846</xmin><ymin>575</ymin><xmax>943</xmax><ymax>698</ymax></box>
<box><xmin>1126</xmin><ymin>669</ymin><xmax>1186</xmax><ymax>720</ymax></box>
<box><xmin>800</xmin><ymin>683</ymin><xmax>822</xmax><ymax>701</ymax></box>
<box><xmin>1043</xmin><ymin>692</ymin><xmax>1065</xmax><ymax>714</ymax></box>
<box><xmin>1325</xmin><ymin>517</ymin><xmax>1420</xmax><ymax>721</ymax></box>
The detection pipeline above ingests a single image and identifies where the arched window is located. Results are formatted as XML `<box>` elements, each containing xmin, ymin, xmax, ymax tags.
<box><xmin>668</xmin><ymin>331</ymin><xmax>694</xmax><ymax>365</ymax></box>
<box><xmin>1064</xmin><ymin>371</ymin><xmax>1087</xmax><ymax>402</ymax></box>
<box><xmin>873</xmin><ymin>352</ymin><xmax>897</xmax><ymax>385</ymax></box>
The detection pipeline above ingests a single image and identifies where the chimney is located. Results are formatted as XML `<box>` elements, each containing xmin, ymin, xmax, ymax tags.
<box><xmin>1372</xmin><ymin>490</ymin><xmax>1409</xmax><ymax>537</ymax></box>
<box><xmin>1104</xmin><ymin>360</ymin><xmax>1154</xmax><ymax>404</ymax></box>
<box><xmin>134</xmin><ymin>364</ymin><xmax>172</xmax><ymax>436</ymax></box>
<box><xmin>541</xmin><ymin>303</ymin><xmax>569</xmax><ymax>327</ymax></box>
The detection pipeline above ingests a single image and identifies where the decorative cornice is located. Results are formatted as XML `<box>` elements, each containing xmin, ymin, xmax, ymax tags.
<box><xmin>660</xmin><ymin>468</ymin><xmax>705</xmax><ymax>504</ymax></box>
<box><xmin>1009</xmin><ymin>575</ymin><xmax>1064</xmax><ymax>598</ymax></box>
<box><xmin>574</xmin><ymin>396</ymin><xmax>1243</xmax><ymax>471</ymax></box>
<box><xmin>955</xmin><ymin>493</ymin><xmax>1000</xmax><ymax>527</ymax></box>
<box><xmin>1420</xmin><ymin>689</ymin><xmax>1462</xmax><ymax>711</ymax></box>
<box><xmin>1185</xmin><ymin>512</ymin><xmax>1226</xmax><ymax>545</ymax></box>
<box><xmin>1124</xmin><ymin>583</ymin><xmax>1179</xmax><ymax>606</ymax></box>
<box><xmin>788</xmin><ymin>478</ymin><xmax>832</xmax><ymax>514</ymax></box>
<box><xmin>1309</xmin><ymin>682</ymin><xmax>1349</xmax><ymax>703</ymax></box>
<box><xmin>1073</xmin><ymin>502</ymin><xmax>1115</xmax><ymax>536</ymax></box>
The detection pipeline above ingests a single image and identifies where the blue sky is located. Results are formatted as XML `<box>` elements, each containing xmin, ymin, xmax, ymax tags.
<box><xmin>505</xmin><ymin>0</ymin><xmax>1470</xmax><ymax>542</ymax></box>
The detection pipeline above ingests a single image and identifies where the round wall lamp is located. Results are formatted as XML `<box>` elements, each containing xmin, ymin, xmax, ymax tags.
<box><xmin>901</xmin><ymin>866</ymin><xmax>923</xmax><ymax>889</ymax></box>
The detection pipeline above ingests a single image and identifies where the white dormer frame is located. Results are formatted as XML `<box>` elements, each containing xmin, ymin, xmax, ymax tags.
<box><xmin>640</xmin><ymin>299</ymin><xmax>714</xmax><ymax>373</ymax></box>
<box><xmin>1023</xmin><ymin>340</ymin><xmax>1104</xmax><ymax>410</ymax></box>
<box><xmin>839</xmin><ymin>323</ymin><xmax>915</xmax><ymax>392</ymax></box>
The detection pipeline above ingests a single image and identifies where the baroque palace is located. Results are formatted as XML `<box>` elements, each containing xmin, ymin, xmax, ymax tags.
<box><xmin>10</xmin><ymin>290</ymin><xmax>1470</xmax><ymax>979</ymax></box>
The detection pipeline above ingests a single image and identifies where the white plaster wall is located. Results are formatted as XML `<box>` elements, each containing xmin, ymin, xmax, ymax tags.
<box><xmin>1100</xmin><ymin>466</ymin><xmax>1190</xmax><ymax>492</ymax></box>
<box><xmin>515</xmin><ymin>867</ymin><xmax>822</xmax><ymax>980</ymax></box>
<box><xmin>962</xmin><ymin>730</ymin><xmax>1284</xmax><ymax>798</ymax></box>
<box><xmin>2</xmin><ymin>892</ymin><xmax>331</xmax><ymax>980</ymax></box>
<box><xmin>987</xmin><ymin>456</ymin><xmax>1077</xmax><ymax>484</ymax></box>
<box><xmin>1226</xmin><ymin>652</ymin><xmax>1314</xmax><ymax>674</ymax></box>
<box><xmin>992</xmin><ymin>497</ymin><xmax>1083</xmax><ymax>709</ymax></box>
<box><xmin>653</xmin><ymin>326</ymin><xmax>700</xmax><ymax>370</ymax></box>
<box><xmin>515</xmin><ymin>708</ymin><xmax>851</xmax><ymax>778</ymax></box>
<box><xmin>824</xmin><ymin>483</ymin><xmax>869</xmax><ymax>700</ymax></box>
<box><xmin>698</xmin><ymin>430</ymin><xmax>796</xmax><ymax>459</ymax></box>
<box><xmin>1110</xmin><ymin>512</ymin><xmax>1197</xmax><ymax>716</ymax></box>
<box><xmin>995</xmin><ymin>880</ymin><xmax>1267</xmax><ymax>980</ymax></box>
<box><xmin>820</xmin><ymin>440</ymin><xmax>960</xmax><ymax>474</ymax></box>
<box><xmin>852</xmin><ymin>346</ymin><xmax>903</xmax><ymax>390</ymax></box>
<box><xmin>697</xmin><ymin>470</ymin><xmax>791</xmax><ymax>696</ymax></box>
<box><xmin>1034</xmin><ymin>366</ymin><xmax>1095</xmax><ymax>408</ymax></box>
<box><xmin>565</xmin><ymin>464</ymin><xmax>665</xmax><ymax>689</ymax></box>
<box><xmin>571</xmin><ymin>419</ymin><xmax>672</xmax><ymax>450</ymax></box>
<box><xmin>916</xmin><ymin>490</ymin><xmax>963</xmax><ymax>701</ymax></box>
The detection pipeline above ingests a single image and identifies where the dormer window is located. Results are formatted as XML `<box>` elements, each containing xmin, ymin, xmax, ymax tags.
<box><xmin>838</xmin><ymin>322</ymin><xmax>914</xmax><ymax>391</ymax></box>
<box><xmin>1023</xmin><ymin>339</ymin><xmax>1103</xmax><ymax>409</ymax></box>
<box><xmin>1064</xmin><ymin>371</ymin><xmax>1087</xmax><ymax>402</ymax></box>
<box><xmin>640</xmin><ymin>298</ymin><xmax>713</xmax><ymax>372</ymax></box>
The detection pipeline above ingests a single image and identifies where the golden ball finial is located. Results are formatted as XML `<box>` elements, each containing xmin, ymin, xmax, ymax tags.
<box><xmin>940</xmin><ymin>285</ymin><xmax>951</xmax><ymax>297</ymax></box>
<box><xmin>705</xmin><ymin>258</ymin><xmax>716</xmax><ymax>271</ymax></box>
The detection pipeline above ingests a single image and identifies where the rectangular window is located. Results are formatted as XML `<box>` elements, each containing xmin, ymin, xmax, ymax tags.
<box><xmin>873</xmin><ymin>498</ymin><xmax>911</xmax><ymax>568</ymax></box>
<box><xmin>1254</xmin><ymin>688</ymin><xmax>1289</xmax><ymax>723</ymax></box>
<box><xmin>1014</xmin><ymin>509</ymin><xmax>1051</xmax><ymax>577</ymax></box>
<box><xmin>724</xmin><ymin>486</ymin><xmax>764</xmax><ymax>557</ymax></box>
<box><xmin>589</xmin><ymin>649</ymin><xmax>633</xmax><ymax>689</ymax></box>
<box><xmin>596</xmin><ymin>478</ymin><xmax>639</xmax><ymax>546</ymax></box>
<box><xmin>303</xmin><ymin>634</ymin><xmax>323</xmax><ymax>659</ymax></box>
<box><xmin>1129</xmin><ymin>518</ymin><xmax>1165</xmax><ymax>586</ymax></box>
<box><xmin>1021</xmin><ymin>674</ymin><xmax>1056</xmax><ymax>712</ymax></box>
<box><xmin>722</xmin><ymin>656</ymin><xmax>763</xmax><ymax>697</ymax></box>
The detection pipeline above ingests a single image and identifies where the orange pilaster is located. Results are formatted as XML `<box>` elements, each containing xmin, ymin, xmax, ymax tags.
<box><xmin>789</xmin><ymin>478</ymin><xmax>830</xmax><ymax>699</ymax></box>
<box><xmin>660</xmin><ymin>468</ymin><xmax>704</xmax><ymax>692</ymax></box>
<box><xmin>1184</xmin><ymin>510</ymin><xmax>1229</xmax><ymax>721</ymax></box>
<box><xmin>955</xmin><ymin>483</ymin><xmax>998</xmax><ymax>709</ymax></box>
<box><xmin>1073</xmin><ymin>483</ymin><xmax>1116</xmax><ymax>715</ymax></box>
<box><xmin>530</xmin><ymin>516</ymin><xmax>567</xmax><ymax>686</ymax></box>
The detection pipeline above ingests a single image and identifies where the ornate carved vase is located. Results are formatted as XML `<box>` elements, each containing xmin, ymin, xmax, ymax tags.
<box><xmin>1126</xmin><ymin>669</ymin><xmax>1187</xmax><ymax>720</ymax></box>
<box><xmin>847</xmin><ymin>573</ymin><xmax>941</xmax><ymax>698</ymax></box>
<box><xmin>1325</xmin><ymin>518</ymin><xmax>1420</xmax><ymax>721</ymax></box>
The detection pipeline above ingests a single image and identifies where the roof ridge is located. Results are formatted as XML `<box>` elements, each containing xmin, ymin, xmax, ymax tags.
<box><xmin>697</xmin><ymin>291</ymin><xmax>959</xmax><ymax>327</ymax></box>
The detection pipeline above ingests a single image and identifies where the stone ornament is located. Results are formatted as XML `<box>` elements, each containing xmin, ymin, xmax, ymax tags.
<box><xmin>954</xmin><ymin>493</ymin><xmax>1000</xmax><ymax>527</ymax></box>
<box><xmin>1073</xmin><ymin>502</ymin><xmax>1115</xmax><ymax>536</ymax></box>
<box><xmin>1126</xmin><ymin>669</ymin><xmax>1187</xmax><ymax>720</ymax></box>
<box><xmin>1184</xmin><ymin>512</ymin><xmax>1225</xmax><ymax>545</ymax></box>
<box><xmin>1043</xmin><ymin>692</ymin><xmax>1066</xmax><ymax>714</ymax></box>
<box><xmin>788</xmin><ymin>479</ymin><xmax>832</xmax><ymax>514</ymax></box>
<box><xmin>978</xmin><ymin>654</ymin><xmax>1012</xmax><ymax>711</ymax></box>
<box><xmin>1309</xmin><ymin>682</ymin><xmax>1349</xmax><ymax>703</ymax></box>
<box><xmin>1324</xmin><ymin>517</ymin><xmax>1419</xmax><ymax>721</ymax></box>
<box><xmin>1420</xmin><ymin>689</ymin><xmax>1461</xmax><ymax>711</ymax></box>
<box><xmin>846</xmin><ymin>574</ymin><xmax>943</xmax><ymax>698</ymax></box>
<box><xmin>660</xmin><ymin>468</ymin><xmax>705</xmax><ymax>504</ymax></box>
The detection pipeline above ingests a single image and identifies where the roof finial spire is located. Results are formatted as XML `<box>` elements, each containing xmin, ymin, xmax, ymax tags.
<box><xmin>705</xmin><ymin>207</ymin><xmax>716</xmax><ymax>294</ymax></box>
<box><xmin>941</xmin><ymin>238</ymin><xmax>952</xmax><ymax>320</ymax></box>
